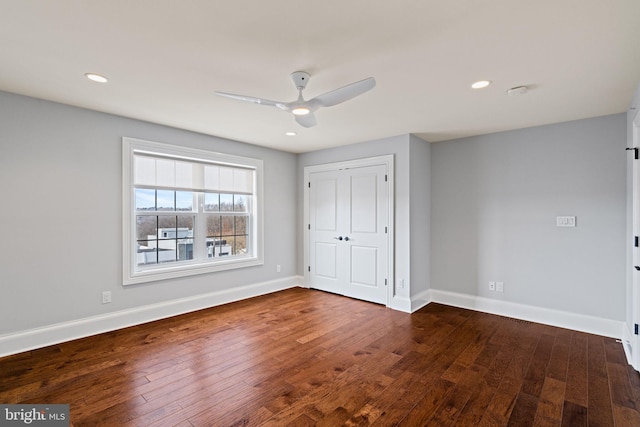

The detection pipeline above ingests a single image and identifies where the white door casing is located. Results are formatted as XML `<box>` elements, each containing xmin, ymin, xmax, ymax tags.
<box><xmin>632</xmin><ymin>110</ymin><xmax>640</xmax><ymax>371</ymax></box>
<box><xmin>304</xmin><ymin>156</ymin><xmax>394</xmax><ymax>306</ymax></box>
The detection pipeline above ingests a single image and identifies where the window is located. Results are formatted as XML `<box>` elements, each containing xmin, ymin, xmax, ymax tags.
<box><xmin>123</xmin><ymin>137</ymin><xmax>263</xmax><ymax>285</ymax></box>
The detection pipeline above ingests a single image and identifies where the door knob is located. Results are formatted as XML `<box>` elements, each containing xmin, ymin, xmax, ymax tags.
<box><xmin>344</xmin><ymin>236</ymin><xmax>350</xmax><ymax>241</ymax></box>
<box><xmin>334</xmin><ymin>236</ymin><xmax>343</xmax><ymax>240</ymax></box>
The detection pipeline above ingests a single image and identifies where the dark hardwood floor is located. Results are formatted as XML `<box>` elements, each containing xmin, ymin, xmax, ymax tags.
<box><xmin>1</xmin><ymin>288</ymin><xmax>639</xmax><ymax>426</ymax></box>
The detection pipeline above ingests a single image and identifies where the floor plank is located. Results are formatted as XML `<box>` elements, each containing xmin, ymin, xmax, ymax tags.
<box><xmin>1</xmin><ymin>288</ymin><xmax>639</xmax><ymax>426</ymax></box>
<box><xmin>565</xmin><ymin>331</ymin><xmax>589</xmax><ymax>408</ymax></box>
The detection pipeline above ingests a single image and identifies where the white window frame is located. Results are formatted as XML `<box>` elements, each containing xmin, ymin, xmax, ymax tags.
<box><xmin>122</xmin><ymin>137</ymin><xmax>264</xmax><ymax>285</ymax></box>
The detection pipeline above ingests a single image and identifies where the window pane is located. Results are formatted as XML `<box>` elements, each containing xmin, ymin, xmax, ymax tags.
<box><xmin>216</xmin><ymin>238</ymin><xmax>231</xmax><ymax>256</ymax></box>
<box><xmin>136</xmin><ymin>216</ymin><xmax>157</xmax><ymax>240</ymax></box>
<box><xmin>177</xmin><ymin>216</ymin><xmax>193</xmax><ymax>233</ymax></box>
<box><xmin>234</xmin><ymin>195</ymin><xmax>247</xmax><ymax>212</ymax></box>
<box><xmin>207</xmin><ymin>237</ymin><xmax>229</xmax><ymax>258</ymax></box>
<box><xmin>158</xmin><ymin>216</ymin><xmax>176</xmax><ymax>237</ymax></box>
<box><xmin>221</xmin><ymin>216</ymin><xmax>234</xmax><ymax>235</ymax></box>
<box><xmin>206</xmin><ymin>215</ymin><xmax>221</xmax><ymax>237</ymax></box>
<box><xmin>157</xmin><ymin>190</ymin><xmax>175</xmax><ymax>211</ymax></box>
<box><xmin>206</xmin><ymin>239</ymin><xmax>215</xmax><ymax>258</ymax></box>
<box><xmin>204</xmin><ymin>193</ymin><xmax>219</xmax><ymax>211</ymax></box>
<box><xmin>158</xmin><ymin>240</ymin><xmax>177</xmax><ymax>263</ymax></box>
<box><xmin>234</xmin><ymin>216</ymin><xmax>247</xmax><ymax>235</ymax></box>
<box><xmin>137</xmin><ymin>241</ymin><xmax>157</xmax><ymax>265</ymax></box>
<box><xmin>176</xmin><ymin>191</ymin><xmax>193</xmax><ymax>211</ymax></box>
<box><xmin>234</xmin><ymin>235</ymin><xmax>247</xmax><ymax>255</ymax></box>
<box><xmin>220</xmin><ymin>194</ymin><xmax>233</xmax><ymax>212</ymax></box>
<box><xmin>135</xmin><ymin>189</ymin><xmax>156</xmax><ymax>211</ymax></box>
<box><xmin>177</xmin><ymin>216</ymin><xmax>193</xmax><ymax>243</ymax></box>
<box><xmin>178</xmin><ymin>239</ymin><xmax>194</xmax><ymax>261</ymax></box>
<box><xmin>220</xmin><ymin>236</ymin><xmax>234</xmax><ymax>256</ymax></box>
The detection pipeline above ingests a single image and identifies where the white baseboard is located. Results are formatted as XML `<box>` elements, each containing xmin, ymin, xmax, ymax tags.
<box><xmin>428</xmin><ymin>289</ymin><xmax>625</xmax><ymax>340</ymax></box>
<box><xmin>0</xmin><ymin>276</ymin><xmax>302</xmax><ymax>358</ymax></box>
<box><xmin>410</xmin><ymin>290</ymin><xmax>430</xmax><ymax>312</ymax></box>
<box><xmin>388</xmin><ymin>294</ymin><xmax>412</xmax><ymax>313</ymax></box>
<box><xmin>622</xmin><ymin>324</ymin><xmax>634</xmax><ymax>367</ymax></box>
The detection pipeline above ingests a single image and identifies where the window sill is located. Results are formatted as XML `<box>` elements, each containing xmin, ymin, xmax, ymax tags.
<box><xmin>124</xmin><ymin>256</ymin><xmax>264</xmax><ymax>286</ymax></box>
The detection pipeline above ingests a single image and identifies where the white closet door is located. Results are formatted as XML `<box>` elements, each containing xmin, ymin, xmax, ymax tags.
<box><xmin>309</xmin><ymin>164</ymin><xmax>388</xmax><ymax>305</ymax></box>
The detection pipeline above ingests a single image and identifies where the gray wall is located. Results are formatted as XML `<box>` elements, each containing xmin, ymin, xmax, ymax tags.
<box><xmin>409</xmin><ymin>134</ymin><xmax>431</xmax><ymax>298</ymax></box>
<box><xmin>0</xmin><ymin>91</ymin><xmax>298</xmax><ymax>335</ymax></box>
<box><xmin>431</xmin><ymin>114</ymin><xmax>627</xmax><ymax>320</ymax></box>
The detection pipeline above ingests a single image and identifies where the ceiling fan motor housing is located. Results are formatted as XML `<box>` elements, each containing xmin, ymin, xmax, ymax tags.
<box><xmin>291</xmin><ymin>71</ymin><xmax>311</xmax><ymax>90</ymax></box>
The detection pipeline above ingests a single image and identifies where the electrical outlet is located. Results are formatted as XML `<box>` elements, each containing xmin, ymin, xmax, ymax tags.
<box><xmin>496</xmin><ymin>282</ymin><xmax>504</xmax><ymax>292</ymax></box>
<box><xmin>276</xmin><ymin>264</ymin><xmax>281</xmax><ymax>273</ymax></box>
<box><xmin>489</xmin><ymin>281</ymin><xmax>496</xmax><ymax>291</ymax></box>
<box><xmin>556</xmin><ymin>216</ymin><xmax>576</xmax><ymax>227</ymax></box>
<box><xmin>102</xmin><ymin>291</ymin><xmax>112</xmax><ymax>304</ymax></box>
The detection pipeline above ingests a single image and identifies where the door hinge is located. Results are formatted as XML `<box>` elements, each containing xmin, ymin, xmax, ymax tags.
<box><xmin>308</xmin><ymin>224</ymin><xmax>311</xmax><ymax>230</ymax></box>
<box><xmin>308</xmin><ymin>182</ymin><xmax>311</xmax><ymax>188</ymax></box>
<box><xmin>635</xmin><ymin>324</ymin><xmax>639</xmax><ymax>335</ymax></box>
<box><xmin>308</xmin><ymin>266</ymin><xmax>311</xmax><ymax>272</ymax></box>
<box><xmin>385</xmin><ymin>278</ymin><xmax>388</xmax><ymax>286</ymax></box>
<box><xmin>635</xmin><ymin>236</ymin><xmax>638</xmax><ymax>247</ymax></box>
<box><xmin>627</xmin><ymin>147</ymin><xmax>639</xmax><ymax>160</ymax></box>
<box><xmin>385</xmin><ymin>226</ymin><xmax>388</xmax><ymax>234</ymax></box>
<box><xmin>385</xmin><ymin>174</ymin><xmax>388</xmax><ymax>182</ymax></box>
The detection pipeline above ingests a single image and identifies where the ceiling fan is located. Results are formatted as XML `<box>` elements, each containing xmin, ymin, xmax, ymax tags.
<box><xmin>215</xmin><ymin>71</ymin><xmax>376</xmax><ymax>128</ymax></box>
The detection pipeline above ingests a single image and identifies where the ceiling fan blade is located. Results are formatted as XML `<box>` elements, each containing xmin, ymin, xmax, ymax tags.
<box><xmin>215</xmin><ymin>91</ymin><xmax>288</xmax><ymax>110</ymax></box>
<box><xmin>295</xmin><ymin>112</ymin><xmax>317</xmax><ymax>128</ymax></box>
<box><xmin>312</xmin><ymin>77</ymin><xmax>376</xmax><ymax>108</ymax></box>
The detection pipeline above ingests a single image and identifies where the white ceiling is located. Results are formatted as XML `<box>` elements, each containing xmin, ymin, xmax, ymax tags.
<box><xmin>1</xmin><ymin>1</ymin><xmax>639</xmax><ymax>153</ymax></box>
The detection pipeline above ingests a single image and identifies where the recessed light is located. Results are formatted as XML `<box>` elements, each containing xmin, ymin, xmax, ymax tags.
<box><xmin>85</xmin><ymin>73</ymin><xmax>108</xmax><ymax>83</ymax></box>
<box><xmin>285</xmin><ymin>131</ymin><xmax>297</xmax><ymax>136</ymax></box>
<box><xmin>471</xmin><ymin>80</ymin><xmax>491</xmax><ymax>89</ymax></box>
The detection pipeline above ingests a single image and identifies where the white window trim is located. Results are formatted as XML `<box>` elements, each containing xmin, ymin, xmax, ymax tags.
<box><xmin>122</xmin><ymin>137</ymin><xmax>264</xmax><ymax>286</ymax></box>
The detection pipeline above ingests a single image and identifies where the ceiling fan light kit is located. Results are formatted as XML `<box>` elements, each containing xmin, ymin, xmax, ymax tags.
<box><xmin>292</xmin><ymin>107</ymin><xmax>311</xmax><ymax>116</ymax></box>
<box><xmin>216</xmin><ymin>71</ymin><xmax>376</xmax><ymax>128</ymax></box>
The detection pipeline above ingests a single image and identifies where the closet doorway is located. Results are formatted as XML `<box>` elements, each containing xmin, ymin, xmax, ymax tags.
<box><xmin>304</xmin><ymin>156</ymin><xmax>394</xmax><ymax>305</ymax></box>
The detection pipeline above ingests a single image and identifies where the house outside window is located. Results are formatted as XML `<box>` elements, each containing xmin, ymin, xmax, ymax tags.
<box><xmin>122</xmin><ymin>137</ymin><xmax>263</xmax><ymax>285</ymax></box>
